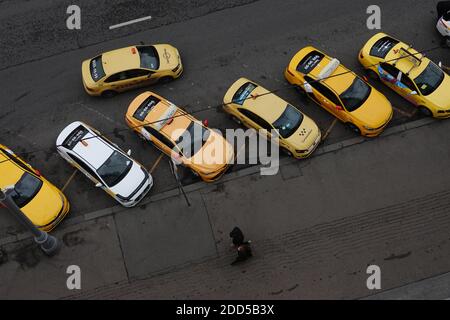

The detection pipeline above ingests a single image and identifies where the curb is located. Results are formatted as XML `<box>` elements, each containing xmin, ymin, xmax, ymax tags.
<box><xmin>0</xmin><ymin>117</ymin><xmax>436</xmax><ymax>247</ymax></box>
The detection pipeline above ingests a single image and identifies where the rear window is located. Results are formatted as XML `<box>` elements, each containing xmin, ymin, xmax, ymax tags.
<box><xmin>62</xmin><ymin>125</ymin><xmax>89</xmax><ymax>150</ymax></box>
<box><xmin>296</xmin><ymin>51</ymin><xmax>325</xmax><ymax>74</ymax></box>
<box><xmin>137</xmin><ymin>46</ymin><xmax>160</xmax><ymax>70</ymax></box>
<box><xmin>232</xmin><ymin>82</ymin><xmax>257</xmax><ymax>105</ymax></box>
<box><xmin>370</xmin><ymin>37</ymin><xmax>399</xmax><ymax>59</ymax></box>
<box><xmin>133</xmin><ymin>96</ymin><xmax>161</xmax><ymax>121</ymax></box>
<box><xmin>90</xmin><ymin>56</ymin><xmax>106</xmax><ymax>82</ymax></box>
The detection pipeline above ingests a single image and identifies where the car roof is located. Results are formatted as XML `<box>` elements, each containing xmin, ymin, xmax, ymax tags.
<box><xmin>101</xmin><ymin>46</ymin><xmax>141</xmax><ymax>75</ymax></box>
<box><xmin>307</xmin><ymin>52</ymin><xmax>356</xmax><ymax>95</ymax></box>
<box><xmin>58</xmin><ymin>122</ymin><xmax>115</xmax><ymax>170</ymax></box>
<box><xmin>231</xmin><ymin>79</ymin><xmax>291</xmax><ymax>124</ymax></box>
<box><xmin>127</xmin><ymin>92</ymin><xmax>194</xmax><ymax>141</ymax></box>
<box><xmin>383</xmin><ymin>41</ymin><xmax>430</xmax><ymax>79</ymax></box>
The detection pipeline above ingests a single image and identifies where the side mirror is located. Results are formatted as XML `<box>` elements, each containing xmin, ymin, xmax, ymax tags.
<box><xmin>303</xmin><ymin>82</ymin><xmax>313</xmax><ymax>93</ymax></box>
<box><xmin>409</xmin><ymin>91</ymin><xmax>418</xmax><ymax>96</ymax></box>
<box><xmin>202</xmin><ymin>119</ymin><xmax>209</xmax><ymax>127</ymax></box>
<box><xmin>95</xmin><ymin>182</ymin><xmax>102</xmax><ymax>188</ymax></box>
<box><xmin>439</xmin><ymin>61</ymin><xmax>443</xmax><ymax>69</ymax></box>
<box><xmin>127</xmin><ymin>149</ymin><xmax>132</xmax><ymax>156</ymax></box>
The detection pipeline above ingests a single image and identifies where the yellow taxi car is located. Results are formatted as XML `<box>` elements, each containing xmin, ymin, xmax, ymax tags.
<box><xmin>285</xmin><ymin>47</ymin><xmax>393</xmax><ymax>137</ymax></box>
<box><xmin>82</xmin><ymin>44</ymin><xmax>183</xmax><ymax>97</ymax></box>
<box><xmin>223</xmin><ymin>78</ymin><xmax>322</xmax><ymax>159</ymax></box>
<box><xmin>359</xmin><ymin>33</ymin><xmax>450</xmax><ymax>118</ymax></box>
<box><xmin>125</xmin><ymin>92</ymin><xmax>234</xmax><ymax>182</ymax></box>
<box><xmin>0</xmin><ymin>144</ymin><xmax>70</xmax><ymax>232</ymax></box>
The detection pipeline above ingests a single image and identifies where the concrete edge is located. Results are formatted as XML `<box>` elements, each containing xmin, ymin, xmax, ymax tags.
<box><xmin>0</xmin><ymin>116</ymin><xmax>436</xmax><ymax>247</ymax></box>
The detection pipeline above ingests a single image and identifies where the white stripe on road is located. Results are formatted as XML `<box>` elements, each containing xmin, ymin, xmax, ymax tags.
<box><xmin>109</xmin><ymin>16</ymin><xmax>152</xmax><ymax>30</ymax></box>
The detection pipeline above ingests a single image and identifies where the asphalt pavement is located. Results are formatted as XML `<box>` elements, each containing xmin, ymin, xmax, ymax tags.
<box><xmin>0</xmin><ymin>0</ymin><xmax>449</xmax><ymax>299</ymax></box>
<box><xmin>1</xmin><ymin>117</ymin><xmax>450</xmax><ymax>299</ymax></box>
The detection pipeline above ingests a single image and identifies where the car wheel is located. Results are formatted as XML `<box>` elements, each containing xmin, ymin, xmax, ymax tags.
<box><xmin>101</xmin><ymin>90</ymin><xmax>117</xmax><ymax>98</ymax></box>
<box><xmin>159</xmin><ymin>76</ymin><xmax>174</xmax><ymax>84</ymax></box>
<box><xmin>231</xmin><ymin>116</ymin><xmax>242</xmax><ymax>125</ymax></box>
<box><xmin>281</xmin><ymin>148</ymin><xmax>293</xmax><ymax>157</ymax></box>
<box><xmin>346</xmin><ymin>123</ymin><xmax>361</xmax><ymax>135</ymax></box>
<box><xmin>418</xmin><ymin>106</ymin><xmax>433</xmax><ymax>117</ymax></box>
<box><xmin>135</xmin><ymin>131</ymin><xmax>146</xmax><ymax>141</ymax></box>
<box><xmin>296</xmin><ymin>85</ymin><xmax>307</xmax><ymax>97</ymax></box>
<box><xmin>366</xmin><ymin>69</ymin><xmax>379</xmax><ymax>81</ymax></box>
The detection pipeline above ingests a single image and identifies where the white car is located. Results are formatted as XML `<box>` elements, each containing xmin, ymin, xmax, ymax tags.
<box><xmin>56</xmin><ymin>121</ymin><xmax>153</xmax><ymax>207</ymax></box>
<box><xmin>437</xmin><ymin>1</ymin><xmax>450</xmax><ymax>45</ymax></box>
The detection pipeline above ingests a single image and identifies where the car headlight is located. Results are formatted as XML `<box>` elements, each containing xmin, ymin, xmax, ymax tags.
<box><xmin>172</xmin><ymin>64</ymin><xmax>181</xmax><ymax>73</ymax></box>
<box><xmin>116</xmin><ymin>194</ymin><xmax>130</xmax><ymax>202</ymax></box>
<box><xmin>363</xmin><ymin>125</ymin><xmax>375</xmax><ymax>131</ymax></box>
<box><xmin>296</xmin><ymin>149</ymin><xmax>308</xmax><ymax>153</ymax></box>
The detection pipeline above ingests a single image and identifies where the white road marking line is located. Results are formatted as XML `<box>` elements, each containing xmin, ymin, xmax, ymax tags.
<box><xmin>77</xmin><ymin>102</ymin><xmax>125</xmax><ymax>128</ymax></box>
<box><xmin>109</xmin><ymin>15</ymin><xmax>152</xmax><ymax>30</ymax></box>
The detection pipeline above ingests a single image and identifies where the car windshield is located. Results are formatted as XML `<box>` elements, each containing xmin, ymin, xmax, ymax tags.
<box><xmin>97</xmin><ymin>151</ymin><xmax>133</xmax><ymax>187</ymax></box>
<box><xmin>10</xmin><ymin>173</ymin><xmax>43</xmax><ymax>208</ymax></box>
<box><xmin>175</xmin><ymin>122</ymin><xmax>210</xmax><ymax>158</ymax></box>
<box><xmin>414</xmin><ymin>62</ymin><xmax>445</xmax><ymax>96</ymax></box>
<box><xmin>137</xmin><ymin>46</ymin><xmax>160</xmax><ymax>70</ymax></box>
<box><xmin>339</xmin><ymin>78</ymin><xmax>371</xmax><ymax>112</ymax></box>
<box><xmin>272</xmin><ymin>104</ymin><xmax>304</xmax><ymax>138</ymax></box>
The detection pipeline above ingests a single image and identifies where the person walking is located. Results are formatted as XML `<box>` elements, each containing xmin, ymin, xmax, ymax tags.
<box><xmin>229</xmin><ymin>227</ymin><xmax>252</xmax><ymax>265</ymax></box>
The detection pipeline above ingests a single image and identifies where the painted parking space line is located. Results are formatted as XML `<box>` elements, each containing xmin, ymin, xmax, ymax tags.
<box><xmin>61</xmin><ymin>170</ymin><xmax>77</xmax><ymax>192</ymax></box>
<box><xmin>322</xmin><ymin>118</ymin><xmax>338</xmax><ymax>142</ymax></box>
<box><xmin>234</xmin><ymin>131</ymin><xmax>256</xmax><ymax>162</ymax></box>
<box><xmin>109</xmin><ymin>15</ymin><xmax>152</xmax><ymax>30</ymax></box>
<box><xmin>149</xmin><ymin>153</ymin><xmax>164</xmax><ymax>174</ymax></box>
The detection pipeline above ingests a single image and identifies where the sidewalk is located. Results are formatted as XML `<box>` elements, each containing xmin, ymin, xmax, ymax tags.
<box><xmin>1</xmin><ymin>118</ymin><xmax>450</xmax><ymax>299</ymax></box>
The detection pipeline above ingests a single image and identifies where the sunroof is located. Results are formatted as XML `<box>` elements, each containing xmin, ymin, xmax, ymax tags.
<box><xmin>133</xmin><ymin>95</ymin><xmax>161</xmax><ymax>121</ymax></box>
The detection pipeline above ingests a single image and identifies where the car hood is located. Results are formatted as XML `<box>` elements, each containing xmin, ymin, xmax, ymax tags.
<box><xmin>350</xmin><ymin>89</ymin><xmax>393</xmax><ymax>127</ymax></box>
<box><xmin>22</xmin><ymin>182</ymin><xmax>64</xmax><ymax>228</ymax></box>
<box><xmin>188</xmin><ymin>130</ymin><xmax>234</xmax><ymax>173</ymax></box>
<box><xmin>154</xmin><ymin>45</ymin><xmax>180</xmax><ymax>71</ymax></box>
<box><xmin>109</xmin><ymin>162</ymin><xmax>148</xmax><ymax>198</ymax></box>
<box><xmin>285</xmin><ymin>115</ymin><xmax>321</xmax><ymax>149</ymax></box>
<box><xmin>426</xmin><ymin>74</ymin><xmax>450</xmax><ymax>109</ymax></box>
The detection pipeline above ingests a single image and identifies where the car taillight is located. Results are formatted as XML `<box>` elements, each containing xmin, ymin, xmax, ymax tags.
<box><xmin>360</xmin><ymin>52</ymin><xmax>364</xmax><ymax>59</ymax></box>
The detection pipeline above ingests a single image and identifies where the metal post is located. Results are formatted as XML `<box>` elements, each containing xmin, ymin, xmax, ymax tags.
<box><xmin>169</xmin><ymin>160</ymin><xmax>191</xmax><ymax>207</ymax></box>
<box><xmin>0</xmin><ymin>189</ymin><xmax>60</xmax><ymax>256</ymax></box>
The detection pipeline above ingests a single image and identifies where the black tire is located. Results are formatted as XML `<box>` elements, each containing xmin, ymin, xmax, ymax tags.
<box><xmin>231</xmin><ymin>116</ymin><xmax>242</xmax><ymax>125</ymax></box>
<box><xmin>419</xmin><ymin>106</ymin><xmax>433</xmax><ymax>117</ymax></box>
<box><xmin>159</xmin><ymin>76</ymin><xmax>174</xmax><ymax>84</ymax></box>
<box><xmin>346</xmin><ymin>123</ymin><xmax>361</xmax><ymax>135</ymax></box>
<box><xmin>296</xmin><ymin>85</ymin><xmax>308</xmax><ymax>98</ymax></box>
<box><xmin>366</xmin><ymin>69</ymin><xmax>379</xmax><ymax>81</ymax></box>
<box><xmin>101</xmin><ymin>90</ymin><xmax>117</xmax><ymax>98</ymax></box>
<box><xmin>281</xmin><ymin>148</ymin><xmax>293</xmax><ymax>157</ymax></box>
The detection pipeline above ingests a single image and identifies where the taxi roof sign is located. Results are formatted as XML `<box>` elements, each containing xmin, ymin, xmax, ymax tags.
<box><xmin>317</xmin><ymin>58</ymin><xmax>340</xmax><ymax>80</ymax></box>
<box><xmin>154</xmin><ymin>104</ymin><xmax>177</xmax><ymax>131</ymax></box>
